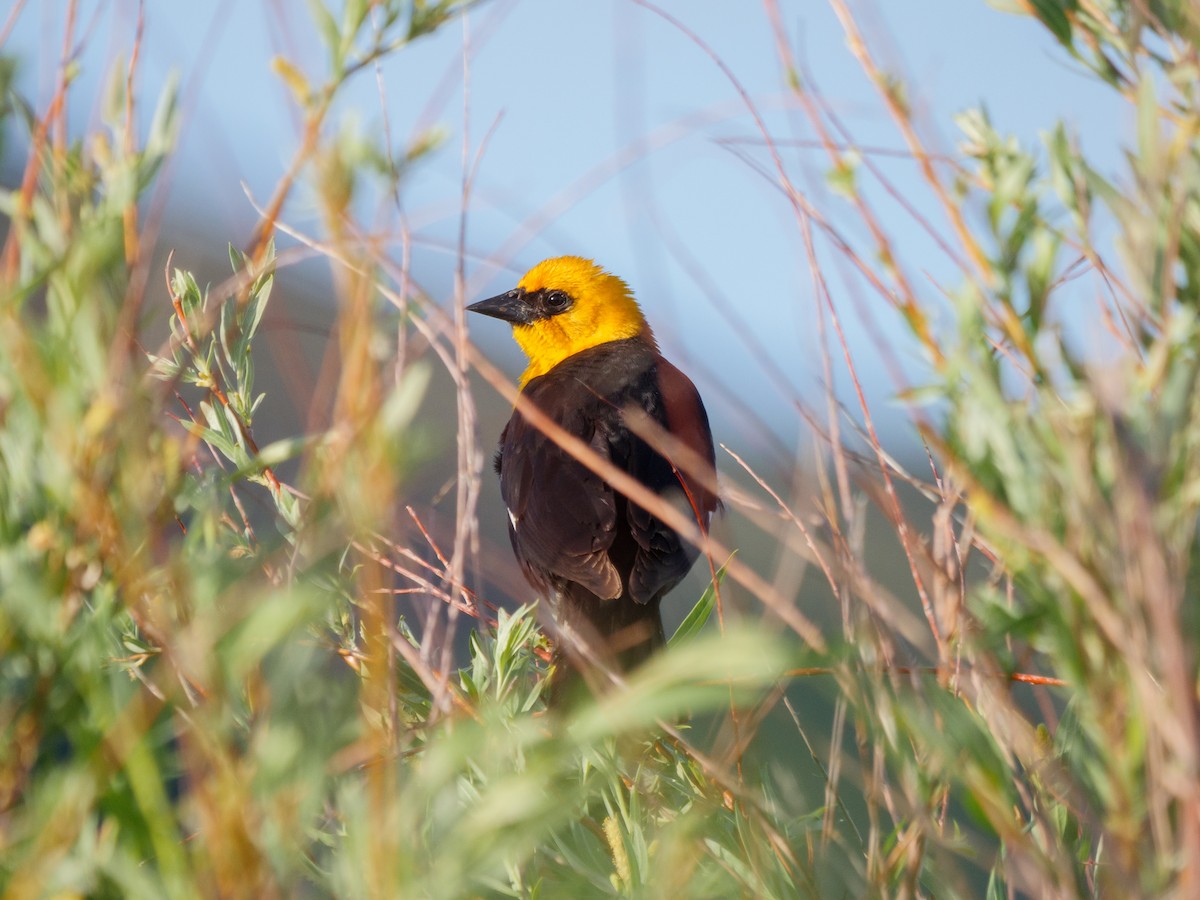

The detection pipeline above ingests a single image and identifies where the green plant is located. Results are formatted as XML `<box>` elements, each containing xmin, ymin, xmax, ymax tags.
<box><xmin>4</xmin><ymin>1</ymin><xmax>1200</xmax><ymax>897</ymax></box>
<box><xmin>0</xmin><ymin>4</ymin><xmax>800</xmax><ymax>897</ymax></box>
<box><xmin>753</xmin><ymin>0</ymin><xmax>1200</xmax><ymax>894</ymax></box>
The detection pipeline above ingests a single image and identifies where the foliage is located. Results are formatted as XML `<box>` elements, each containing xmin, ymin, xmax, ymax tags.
<box><xmin>796</xmin><ymin>0</ymin><xmax>1200</xmax><ymax>894</ymax></box>
<box><xmin>2</xmin><ymin>0</ymin><xmax>1199</xmax><ymax>897</ymax></box>
<box><xmin>0</xmin><ymin>3</ymin><xmax>797</xmax><ymax>897</ymax></box>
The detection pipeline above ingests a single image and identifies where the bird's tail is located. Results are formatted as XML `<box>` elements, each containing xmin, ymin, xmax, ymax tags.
<box><xmin>548</xmin><ymin>583</ymin><xmax>664</xmax><ymax>705</ymax></box>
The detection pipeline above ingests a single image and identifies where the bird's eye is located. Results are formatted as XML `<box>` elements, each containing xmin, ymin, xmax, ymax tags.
<box><xmin>545</xmin><ymin>290</ymin><xmax>571</xmax><ymax>311</ymax></box>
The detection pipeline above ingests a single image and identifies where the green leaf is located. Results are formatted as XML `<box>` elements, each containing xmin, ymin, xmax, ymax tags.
<box><xmin>1027</xmin><ymin>0</ymin><xmax>1074</xmax><ymax>46</ymax></box>
<box><xmin>668</xmin><ymin>556</ymin><xmax>732</xmax><ymax>647</ymax></box>
<box><xmin>307</xmin><ymin>0</ymin><xmax>342</xmax><ymax>67</ymax></box>
<box><xmin>146</xmin><ymin>71</ymin><xmax>180</xmax><ymax>160</ymax></box>
<box><xmin>1135</xmin><ymin>72</ymin><xmax>1160</xmax><ymax>172</ymax></box>
<box><xmin>570</xmin><ymin>626</ymin><xmax>788</xmax><ymax>742</ymax></box>
<box><xmin>101</xmin><ymin>57</ymin><xmax>127</xmax><ymax>128</ymax></box>
<box><xmin>342</xmin><ymin>0</ymin><xmax>369</xmax><ymax>42</ymax></box>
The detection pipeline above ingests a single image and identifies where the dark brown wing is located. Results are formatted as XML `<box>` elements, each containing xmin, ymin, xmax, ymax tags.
<box><xmin>623</xmin><ymin>354</ymin><xmax>718</xmax><ymax>604</ymax></box>
<box><xmin>496</xmin><ymin>392</ymin><xmax>622</xmax><ymax>601</ymax></box>
<box><xmin>494</xmin><ymin>338</ymin><xmax>716</xmax><ymax>607</ymax></box>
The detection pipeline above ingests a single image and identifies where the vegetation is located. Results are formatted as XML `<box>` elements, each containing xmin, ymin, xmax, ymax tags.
<box><xmin>1</xmin><ymin>1</ymin><xmax>1198</xmax><ymax>896</ymax></box>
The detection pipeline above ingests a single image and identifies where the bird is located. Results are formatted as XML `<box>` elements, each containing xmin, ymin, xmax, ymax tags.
<box><xmin>468</xmin><ymin>256</ymin><xmax>718</xmax><ymax>702</ymax></box>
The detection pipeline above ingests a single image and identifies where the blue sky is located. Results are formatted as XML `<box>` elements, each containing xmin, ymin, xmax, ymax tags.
<box><xmin>7</xmin><ymin>1</ymin><xmax>1126</xmax><ymax>458</ymax></box>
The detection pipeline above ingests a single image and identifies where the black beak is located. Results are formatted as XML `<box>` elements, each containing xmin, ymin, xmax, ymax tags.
<box><xmin>466</xmin><ymin>288</ymin><xmax>533</xmax><ymax>325</ymax></box>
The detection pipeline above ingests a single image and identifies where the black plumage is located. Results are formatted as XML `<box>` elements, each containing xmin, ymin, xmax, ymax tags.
<box><xmin>494</xmin><ymin>337</ymin><xmax>718</xmax><ymax>697</ymax></box>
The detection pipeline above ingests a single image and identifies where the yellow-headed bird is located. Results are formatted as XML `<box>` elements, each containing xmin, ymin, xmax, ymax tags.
<box><xmin>468</xmin><ymin>256</ymin><xmax>718</xmax><ymax>699</ymax></box>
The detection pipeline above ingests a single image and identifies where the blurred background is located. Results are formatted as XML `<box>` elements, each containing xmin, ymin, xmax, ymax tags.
<box><xmin>3</xmin><ymin>0</ymin><xmax>1125</xmax><ymax>437</ymax></box>
<box><xmin>1</xmin><ymin>0</ymin><xmax>1128</xmax><ymax>632</ymax></box>
<box><xmin>4</xmin><ymin>3</ymin><xmax>1180</xmax><ymax>893</ymax></box>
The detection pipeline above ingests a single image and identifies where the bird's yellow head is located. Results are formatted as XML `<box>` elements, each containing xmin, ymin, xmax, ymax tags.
<box><xmin>468</xmin><ymin>256</ymin><xmax>654</xmax><ymax>386</ymax></box>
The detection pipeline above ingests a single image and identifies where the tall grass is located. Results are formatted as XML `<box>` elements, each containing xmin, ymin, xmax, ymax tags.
<box><xmin>1</xmin><ymin>1</ymin><xmax>1197</xmax><ymax>897</ymax></box>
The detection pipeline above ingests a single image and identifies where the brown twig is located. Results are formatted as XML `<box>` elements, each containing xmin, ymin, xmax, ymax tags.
<box><xmin>784</xmin><ymin>666</ymin><xmax>1066</xmax><ymax>687</ymax></box>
